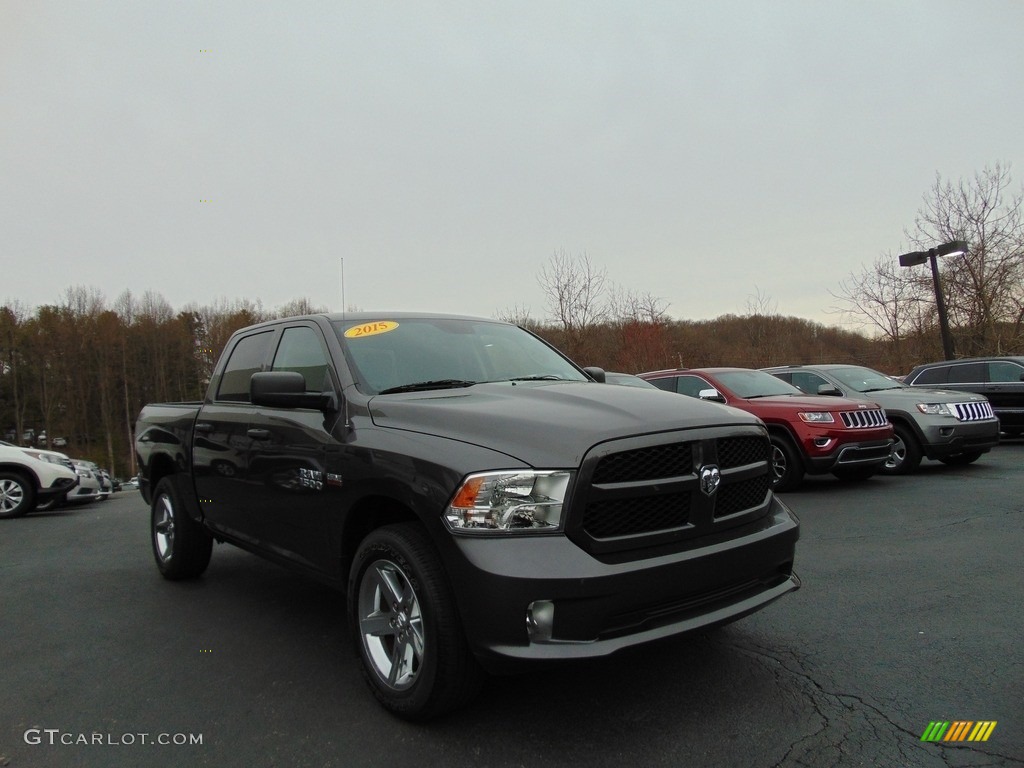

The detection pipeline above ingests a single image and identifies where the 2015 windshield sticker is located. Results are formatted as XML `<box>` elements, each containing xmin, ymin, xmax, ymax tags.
<box><xmin>344</xmin><ymin>321</ymin><xmax>399</xmax><ymax>339</ymax></box>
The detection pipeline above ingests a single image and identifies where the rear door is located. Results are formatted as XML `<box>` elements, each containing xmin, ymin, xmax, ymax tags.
<box><xmin>193</xmin><ymin>329</ymin><xmax>275</xmax><ymax>544</ymax></box>
<box><xmin>985</xmin><ymin>360</ymin><xmax>1024</xmax><ymax>428</ymax></box>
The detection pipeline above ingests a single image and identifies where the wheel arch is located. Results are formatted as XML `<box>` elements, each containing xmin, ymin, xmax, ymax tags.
<box><xmin>340</xmin><ymin>495</ymin><xmax>419</xmax><ymax>584</ymax></box>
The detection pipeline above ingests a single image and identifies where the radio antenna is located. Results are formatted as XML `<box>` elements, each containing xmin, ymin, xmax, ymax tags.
<box><xmin>339</xmin><ymin>257</ymin><xmax>351</xmax><ymax>430</ymax></box>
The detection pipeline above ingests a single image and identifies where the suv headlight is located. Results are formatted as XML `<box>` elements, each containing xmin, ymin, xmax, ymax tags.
<box><xmin>798</xmin><ymin>411</ymin><xmax>834</xmax><ymax>423</ymax></box>
<box><xmin>445</xmin><ymin>471</ymin><xmax>572</xmax><ymax>533</ymax></box>
<box><xmin>24</xmin><ymin>450</ymin><xmax>60</xmax><ymax>464</ymax></box>
<box><xmin>917</xmin><ymin>403</ymin><xmax>953</xmax><ymax>416</ymax></box>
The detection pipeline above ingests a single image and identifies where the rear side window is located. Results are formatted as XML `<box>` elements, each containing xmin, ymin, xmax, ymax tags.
<box><xmin>647</xmin><ymin>377</ymin><xmax>678</xmax><ymax>393</ymax></box>
<box><xmin>911</xmin><ymin>366</ymin><xmax>947</xmax><ymax>385</ymax></box>
<box><xmin>272</xmin><ymin>326</ymin><xmax>332</xmax><ymax>391</ymax></box>
<box><xmin>216</xmin><ymin>331</ymin><xmax>274</xmax><ymax>402</ymax></box>
<box><xmin>947</xmin><ymin>363</ymin><xmax>985</xmax><ymax>384</ymax></box>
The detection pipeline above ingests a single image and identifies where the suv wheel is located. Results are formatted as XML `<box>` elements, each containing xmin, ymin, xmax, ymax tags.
<box><xmin>0</xmin><ymin>472</ymin><xmax>35</xmax><ymax>519</ymax></box>
<box><xmin>151</xmin><ymin>477</ymin><xmax>213</xmax><ymax>580</ymax></box>
<box><xmin>349</xmin><ymin>523</ymin><xmax>482</xmax><ymax>720</ymax></box>
<box><xmin>769</xmin><ymin>435</ymin><xmax>805</xmax><ymax>492</ymax></box>
<box><xmin>881</xmin><ymin>424</ymin><xmax>921</xmax><ymax>475</ymax></box>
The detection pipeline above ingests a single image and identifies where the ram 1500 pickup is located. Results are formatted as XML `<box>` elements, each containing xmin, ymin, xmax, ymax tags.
<box><xmin>136</xmin><ymin>312</ymin><xmax>800</xmax><ymax>719</ymax></box>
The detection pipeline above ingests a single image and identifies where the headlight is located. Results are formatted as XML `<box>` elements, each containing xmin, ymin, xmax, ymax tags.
<box><xmin>24</xmin><ymin>451</ymin><xmax>60</xmax><ymax>464</ymax></box>
<box><xmin>798</xmin><ymin>411</ymin><xmax>834</xmax><ymax>423</ymax></box>
<box><xmin>917</xmin><ymin>403</ymin><xmax>953</xmax><ymax>416</ymax></box>
<box><xmin>445</xmin><ymin>471</ymin><xmax>571</xmax><ymax>533</ymax></box>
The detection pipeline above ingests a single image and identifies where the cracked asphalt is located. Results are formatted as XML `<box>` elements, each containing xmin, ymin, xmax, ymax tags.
<box><xmin>1</xmin><ymin>443</ymin><xmax>1021</xmax><ymax>767</ymax></box>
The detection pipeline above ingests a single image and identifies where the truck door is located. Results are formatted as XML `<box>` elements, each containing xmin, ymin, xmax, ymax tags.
<box><xmin>193</xmin><ymin>329</ymin><xmax>275</xmax><ymax>545</ymax></box>
<box><xmin>247</xmin><ymin>323</ymin><xmax>342</xmax><ymax>572</ymax></box>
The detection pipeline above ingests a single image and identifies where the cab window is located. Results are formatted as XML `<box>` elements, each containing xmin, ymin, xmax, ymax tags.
<box><xmin>271</xmin><ymin>326</ymin><xmax>332</xmax><ymax>392</ymax></box>
<box><xmin>216</xmin><ymin>331</ymin><xmax>275</xmax><ymax>402</ymax></box>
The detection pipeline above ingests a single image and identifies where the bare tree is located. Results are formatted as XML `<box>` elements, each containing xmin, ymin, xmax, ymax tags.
<box><xmin>909</xmin><ymin>164</ymin><xmax>1024</xmax><ymax>354</ymax></box>
<box><xmin>539</xmin><ymin>250</ymin><xmax>608</xmax><ymax>348</ymax></box>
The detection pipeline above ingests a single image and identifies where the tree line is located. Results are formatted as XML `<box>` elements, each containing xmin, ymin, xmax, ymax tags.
<box><xmin>3</xmin><ymin>166</ymin><xmax>1020</xmax><ymax>476</ymax></box>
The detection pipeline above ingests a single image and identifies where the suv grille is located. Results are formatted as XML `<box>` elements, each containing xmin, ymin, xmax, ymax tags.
<box><xmin>840</xmin><ymin>408</ymin><xmax>887</xmax><ymax>428</ymax></box>
<box><xmin>573</xmin><ymin>428</ymin><xmax>773</xmax><ymax>554</ymax></box>
<box><xmin>952</xmin><ymin>401</ymin><xmax>995</xmax><ymax>421</ymax></box>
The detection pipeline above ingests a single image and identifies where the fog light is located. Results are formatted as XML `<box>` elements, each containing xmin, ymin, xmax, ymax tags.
<box><xmin>940</xmin><ymin>427</ymin><xmax>953</xmax><ymax>437</ymax></box>
<box><xmin>526</xmin><ymin>600</ymin><xmax>554</xmax><ymax>642</ymax></box>
<box><xmin>813</xmin><ymin>437</ymin><xmax>832</xmax><ymax>448</ymax></box>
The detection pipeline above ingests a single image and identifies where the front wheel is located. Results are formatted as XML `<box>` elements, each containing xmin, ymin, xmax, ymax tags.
<box><xmin>349</xmin><ymin>523</ymin><xmax>482</xmax><ymax>720</ymax></box>
<box><xmin>151</xmin><ymin>477</ymin><xmax>213</xmax><ymax>580</ymax></box>
<box><xmin>939</xmin><ymin>451</ymin><xmax>983</xmax><ymax>466</ymax></box>
<box><xmin>0</xmin><ymin>472</ymin><xmax>35</xmax><ymax>519</ymax></box>
<box><xmin>769</xmin><ymin>435</ymin><xmax>805</xmax><ymax>492</ymax></box>
<box><xmin>881</xmin><ymin>423</ymin><xmax>922</xmax><ymax>475</ymax></box>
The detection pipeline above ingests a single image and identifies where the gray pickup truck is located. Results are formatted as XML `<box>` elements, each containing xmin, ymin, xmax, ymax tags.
<box><xmin>136</xmin><ymin>313</ymin><xmax>800</xmax><ymax>719</ymax></box>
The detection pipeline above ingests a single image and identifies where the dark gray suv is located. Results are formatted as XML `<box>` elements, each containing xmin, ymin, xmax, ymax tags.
<box><xmin>763</xmin><ymin>364</ymin><xmax>1000</xmax><ymax>474</ymax></box>
<box><xmin>904</xmin><ymin>357</ymin><xmax>1024</xmax><ymax>437</ymax></box>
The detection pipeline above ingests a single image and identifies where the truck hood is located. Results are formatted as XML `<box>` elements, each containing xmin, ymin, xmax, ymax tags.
<box><xmin>367</xmin><ymin>381</ymin><xmax>759</xmax><ymax>467</ymax></box>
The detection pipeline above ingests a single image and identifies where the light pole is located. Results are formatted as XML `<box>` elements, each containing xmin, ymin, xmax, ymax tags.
<box><xmin>898</xmin><ymin>240</ymin><xmax>968</xmax><ymax>361</ymax></box>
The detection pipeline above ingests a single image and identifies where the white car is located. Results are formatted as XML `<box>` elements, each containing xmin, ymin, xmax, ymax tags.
<box><xmin>66</xmin><ymin>460</ymin><xmax>104</xmax><ymax>505</ymax></box>
<box><xmin>0</xmin><ymin>444</ymin><xmax>79</xmax><ymax>518</ymax></box>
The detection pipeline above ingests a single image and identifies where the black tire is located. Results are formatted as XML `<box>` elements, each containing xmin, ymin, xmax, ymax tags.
<box><xmin>881</xmin><ymin>423</ymin><xmax>922</xmax><ymax>475</ymax></box>
<box><xmin>0</xmin><ymin>471</ymin><xmax>35</xmax><ymax>519</ymax></box>
<box><xmin>151</xmin><ymin>477</ymin><xmax>213</xmax><ymax>580</ymax></box>
<box><xmin>348</xmin><ymin>523</ymin><xmax>482</xmax><ymax>720</ymax></box>
<box><xmin>831</xmin><ymin>465</ymin><xmax>878</xmax><ymax>482</ymax></box>
<box><xmin>769</xmin><ymin>435</ymin><xmax>805</xmax><ymax>492</ymax></box>
<box><xmin>939</xmin><ymin>451</ymin><xmax>983</xmax><ymax>466</ymax></box>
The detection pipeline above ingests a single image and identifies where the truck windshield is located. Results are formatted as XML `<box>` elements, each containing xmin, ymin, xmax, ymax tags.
<box><xmin>333</xmin><ymin>318</ymin><xmax>589</xmax><ymax>395</ymax></box>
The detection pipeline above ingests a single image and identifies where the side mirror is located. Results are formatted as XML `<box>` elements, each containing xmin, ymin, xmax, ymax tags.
<box><xmin>583</xmin><ymin>366</ymin><xmax>606</xmax><ymax>383</ymax></box>
<box><xmin>698</xmin><ymin>388</ymin><xmax>726</xmax><ymax>404</ymax></box>
<box><xmin>817</xmin><ymin>385</ymin><xmax>843</xmax><ymax>396</ymax></box>
<box><xmin>251</xmin><ymin>371</ymin><xmax>337</xmax><ymax>411</ymax></box>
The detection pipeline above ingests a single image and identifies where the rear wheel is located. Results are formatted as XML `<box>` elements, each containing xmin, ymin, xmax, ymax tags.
<box><xmin>881</xmin><ymin>423</ymin><xmax>921</xmax><ymax>475</ymax></box>
<box><xmin>349</xmin><ymin>523</ymin><xmax>482</xmax><ymax>720</ymax></box>
<box><xmin>0</xmin><ymin>472</ymin><xmax>35</xmax><ymax>519</ymax></box>
<box><xmin>769</xmin><ymin>435</ymin><xmax>805</xmax><ymax>492</ymax></box>
<box><xmin>939</xmin><ymin>451</ymin><xmax>983</xmax><ymax>466</ymax></box>
<box><xmin>151</xmin><ymin>477</ymin><xmax>213</xmax><ymax>580</ymax></box>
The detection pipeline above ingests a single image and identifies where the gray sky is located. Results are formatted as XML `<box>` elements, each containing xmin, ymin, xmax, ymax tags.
<box><xmin>3</xmin><ymin>1</ymin><xmax>1022</xmax><ymax>326</ymax></box>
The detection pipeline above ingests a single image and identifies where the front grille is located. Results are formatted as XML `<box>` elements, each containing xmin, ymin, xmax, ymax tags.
<box><xmin>840</xmin><ymin>408</ymin><xmax>888</xmax><ymax>428</ymax></box>
<box><xmin>591</xmin><ymin>443</ymin><xmax>692</xmax><ymax>483</ymax></box>
<box><xmin>952</xmin><ymin>401</ymin><xmax>995</xmax><ymax>421</ymax></box>
<box><xmin>583</xmin><ymin>493</ymin><xmax>690</xmax><ymax>539</ymax></box>
<box><xmin>573</xmin><ymin>429</ymin><xmax>773</xmax><ymax>554</ymax></box>
<box><xmin>717</xmin><ymin>436</ymin><xmax>769</xmax><ymax>468</ymax></box>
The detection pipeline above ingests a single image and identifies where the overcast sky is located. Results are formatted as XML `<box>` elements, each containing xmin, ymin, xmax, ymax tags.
<box><xmin>2</xmin><ymin>1</ymin><xmax>1022</xmax><ymax>327</ymax></box>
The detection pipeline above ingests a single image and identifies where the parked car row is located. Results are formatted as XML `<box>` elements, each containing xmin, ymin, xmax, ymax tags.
<box><xmin>630</xmin><ymin>361</ymin><xmax>1003</xmax><ymax>492</ymax></box>
<box><xmin>0</xmin><ymin>440</ymin><xmax>124</xmax><ymax>518</ymax></box>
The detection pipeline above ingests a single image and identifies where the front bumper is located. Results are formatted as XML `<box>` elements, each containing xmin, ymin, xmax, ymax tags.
<box><xmin>442</xmin><ymin>496</ymin><xmax>799</xmax><ymax>671</ymax></box>
<box><xmin>918</xmin><ymin>418</ymin><xmax>1000</xmax><ymax>459</ymax></box>
<box><xmin>805</xmin><ymin>438</ymin><xmax>893</xmax><ymax>473</ymax></box>
<box><xmin>36</xmin><ymin>476</ymin><xmax>79</xmax><ymax>502</ymax></box>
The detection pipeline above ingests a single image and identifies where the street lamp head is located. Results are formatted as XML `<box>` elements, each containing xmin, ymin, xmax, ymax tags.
<box><xmin>898</xmin><ymin>250</ymin><xmax>928</xmax><ymax>267</ymax></box>
<box><xmin>934</xmin><ymin>240</ymin><xmax>969</xmax><ymax>259</ymax></box>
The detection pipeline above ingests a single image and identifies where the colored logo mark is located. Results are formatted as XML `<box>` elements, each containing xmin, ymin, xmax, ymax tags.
<box><xmin>921</xmin><ymin>721</ymin><xmax>997</xmax><ymax>742</ymax></box>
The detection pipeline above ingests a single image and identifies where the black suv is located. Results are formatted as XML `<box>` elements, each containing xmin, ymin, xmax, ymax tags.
<box><xmin>904</xmin><ymin>357</ymin><xmax>1024</xmax><ymax>436</ymax></box>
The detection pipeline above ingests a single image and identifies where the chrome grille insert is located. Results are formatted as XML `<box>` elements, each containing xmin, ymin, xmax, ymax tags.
<box><xmin>839</xmin><ymin>408</ymin><xmax>888</xmax><ymax>428</ymax></box>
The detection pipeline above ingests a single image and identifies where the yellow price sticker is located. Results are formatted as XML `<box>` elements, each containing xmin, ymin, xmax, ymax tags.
<box><xmin>344</xmin><ymin>321</ymin><xmax>399</xmax><ymax>339</ymax></box>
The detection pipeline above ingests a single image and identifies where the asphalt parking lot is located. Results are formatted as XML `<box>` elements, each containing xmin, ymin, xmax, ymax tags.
<box><xmin>2</xmin><ymin>444</ymin><xmax>1022</xmax><ymax>768</ymax></box>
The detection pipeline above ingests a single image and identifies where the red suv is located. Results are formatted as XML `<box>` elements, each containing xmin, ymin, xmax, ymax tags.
<box><xmin>638</xmin><ymin>368</ymin><xmax>894</xmax><ymax>491</ymax></box>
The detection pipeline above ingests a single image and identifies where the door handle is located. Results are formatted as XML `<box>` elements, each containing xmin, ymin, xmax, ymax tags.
<box><xmin>247</xmin><ymin>428</ymin><xmax>271</xmax><ymax>440</ymax></box>
<box><xmin>195</xmin><ymin>422</ymin><xmax>213</xmax><ymax>434</ymax></box>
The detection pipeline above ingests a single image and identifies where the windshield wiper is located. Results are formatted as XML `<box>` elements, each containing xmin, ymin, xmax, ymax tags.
<box><xmin>508</xmin><ymin>375</ymin><xmax>567</xmax><ymax>382</ymax></box>
<box><xmin>379</xmin><ymin>379</ymin><xmax>477</xmax><ymax>395</ymax></box>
